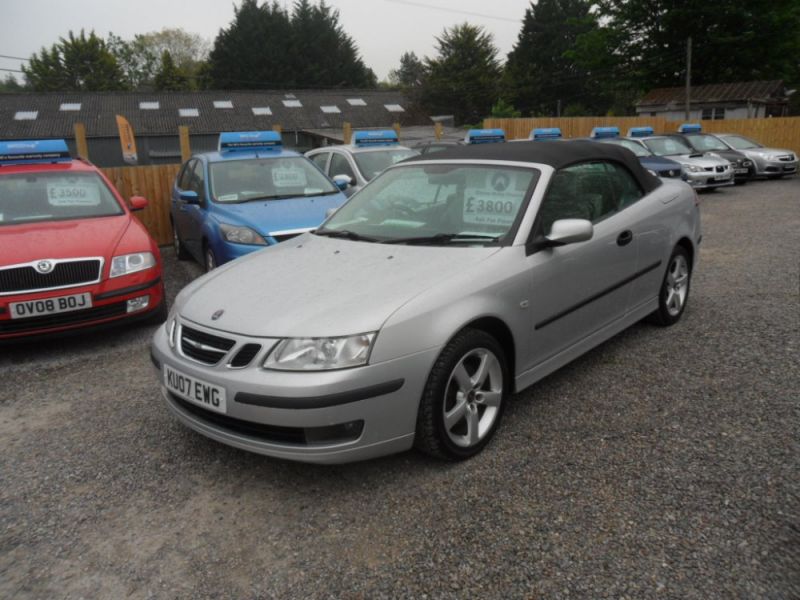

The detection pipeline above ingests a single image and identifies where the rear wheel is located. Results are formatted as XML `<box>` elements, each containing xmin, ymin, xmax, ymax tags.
<box><xmin>415</xmin><ymin>329</ymin><xmax>508</xmax><ymax>460</ymax></box>
<box><xmin>648</xmin><ymin>246</ymin><xmax>691</xmax><ymax>326</ymax></box>
<box><xmin>172</xmin><ymin>221</ymin><xmax>190</xmax><ymax>260</ymax></box>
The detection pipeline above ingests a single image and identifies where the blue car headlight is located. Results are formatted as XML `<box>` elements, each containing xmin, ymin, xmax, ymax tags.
<box><xmin>264</xmin><ymin>333</ymin><xmax>376</xmax><ymax>371</ymax></box>
<box><xmin>220</xmin><ymin>224</ymin><xmax>267</xmax><ymax>245</ymax></box>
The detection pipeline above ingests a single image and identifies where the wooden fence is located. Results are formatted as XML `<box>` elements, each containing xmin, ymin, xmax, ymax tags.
<box><xmin>102</xmin><ymin>164</ymin><xmax>181</xmax><ymax>246</ymax></box>
<box><xmin>484</xmin><ymin>116</ymin><xmax>800</xmax><ymax>156</ymax></box>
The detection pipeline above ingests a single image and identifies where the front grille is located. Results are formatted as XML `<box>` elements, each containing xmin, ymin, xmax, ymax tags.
<box><xmin>229</xmin><ymin>343</ymin><xmax>262</xmax><ymax>368</ymax></box>
<box><xmin>715</xmin><ymin>165</ymin><xmax>725</xmax><ymax>173</ymax></box>
<box><xmin>0</xmin><ymin>259</ymin><xmax>102</xmax><ymax>294</ymax></box>
<box><xmin>180</xmin><ymin>325</ymin><xmax>235</xmax><ymax>365</ymax></box>
<box><xmin>0</xmin><ymin>302</ymin><xmax>127</xmax><ymax>334</ymax></box>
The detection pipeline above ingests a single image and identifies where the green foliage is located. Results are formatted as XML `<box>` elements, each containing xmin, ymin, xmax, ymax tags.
<box><xmin>23</xmin><ymin>30</ymin><xmax>126</xmax><ymax>92</ymax></box>
<box><xmin>389</xmin><ymin>52</ymin><xmax>426</xmax><ymax>88</ymax></box>
<box><xmin>490</xmin><ymin>98</ymin><xmax>521</xmax><ymax>118</ymax></box>
<box><xmin>153</xmin><ymin>51</ymin><xmax>191</xmax><ymax>91</ymax></box>
<box><xmin>421</xmin><ymin>23</ymin><xmax>501</xmax><ymax>125</ymax></box>
<box><xmin>0</xmin><ymin>74</ymin><xmax>26</xmax><ymax>92</ymax></box>
<box><xmin>208</xmin><ymin>0</ymin><xmax>375</xmax><ymax>89</ymax></box>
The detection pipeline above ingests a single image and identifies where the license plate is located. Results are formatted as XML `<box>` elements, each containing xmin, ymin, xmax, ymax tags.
<box><xmin>164</xmin><ymin>364</ymin><xmax>227</xmax><ymax>414</ymax></box>
<box><xmin>735</xmin><ymin>168</ymin><xmax>748</xmax><ymax>174</ymax></box>
<box><xmin>714</xmin><ymin>175</ymin><xmax>730</xmax><ymax>181</ymax></box>
<box><xmin>9</xmin><ymin>292</ymin><xmax>92</xmax><ymax>319</ymax></box>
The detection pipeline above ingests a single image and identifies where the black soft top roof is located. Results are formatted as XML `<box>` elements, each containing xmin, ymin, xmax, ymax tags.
<box><xmin>405</xmin><ymin>139</ymin><xmax>662</xmax><ymax>193</ymax></box>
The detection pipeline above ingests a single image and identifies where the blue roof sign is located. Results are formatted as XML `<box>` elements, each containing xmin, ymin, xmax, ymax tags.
<box><xmin>465</xmin><ymin>129</ymin><xmax>506</xmax><ymax>144</ymax></box>
<box><xmin>352</xmin><ymin>130</ymin><xmax>399</xmax><ymax>147</ymax></box>
<box><xmin>218</xmin><ymin>131</ymin><xmax>282</xmax><ymax>153</ymax></box>
<box><xmin>0</xmin><ymin>139</ymin><xmax>71</xmax><ymax>166</ymax></box>
<box><xmin>678</xmin><ymin>123</ymin><xmax>702</xmax><ymax>133</ymax></box>
<box><xmin>628</xmin><ymin>126</ymin><xmax>654</xmax><ymax>137</ymax></box>
<box><xmin>529</xmin><ymin>127</ymin><xmax>562</xmax><ymax>141</ymax></box>
<box><xmin>590</xmin><ymin>126</ymin><xmax>620</xmax><ymax>139</ymax></box>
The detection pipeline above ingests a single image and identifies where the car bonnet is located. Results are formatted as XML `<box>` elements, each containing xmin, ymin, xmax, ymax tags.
<box><xmin>178</xmin><ymin>233</ymin><xmax>502</xmax><ymax>337</ymax></box>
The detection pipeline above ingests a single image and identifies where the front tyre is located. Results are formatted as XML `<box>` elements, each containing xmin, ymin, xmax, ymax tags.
<box><xmin>648</xmin><ymin>246</ymin><xmax>691</xmax><ymax>326</ymax></box>
<box><xmin>204</xmin><ymin>244</ymin><xmax>217</xmax><ymax>272</ymax></box>
<box><xmin>415</xmin><ymin>329</ymin><xmax>508</xmax><ymax>460</ymax></box>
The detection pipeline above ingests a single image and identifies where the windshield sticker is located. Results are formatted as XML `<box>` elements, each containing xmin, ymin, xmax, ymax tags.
<box><xmin>272</xmin><ymin>167</ymin><xmax>307</xmax><ymax>188</ymax></box>
<box><xmin>46</xmin><ymin>182</ymin><xmax>101</xmax><ymax>206</ymax></box>
<box><xmin>463</xmin><ymin>171</ymin><xmax>524</xmax><ymax>226</ymax></box>
<box><xmin>217</xmin><ymin>193</ymin><xmax>239</xmax><ymax>202</ymax></box>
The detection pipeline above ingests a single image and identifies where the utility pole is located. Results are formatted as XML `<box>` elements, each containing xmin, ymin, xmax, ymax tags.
<box><xmin>557</xmin><ymin>99</ymin><xmax>562</xmax><ymax>118</ymax></box>
<box><xmin>685</xmin><ymin>37</ymin><xmax>692</xmax><ymax>120</ymax></box>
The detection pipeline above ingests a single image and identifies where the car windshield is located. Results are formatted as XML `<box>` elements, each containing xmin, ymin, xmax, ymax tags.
<box><xmin>317</xmin><ymin>163</ymin><xmax>539</xmax><ymax>244</ymax></box>
<box><xmin>723</xmin><ymin>135</ymin><xmax>761</xmax><ymax>150</ymax></box>
<box><xmin>353</xmin><ymin>148</ymin><xmax>419</xmax><ymax>181</ymax></box>
<box><xmin>686</xmin><ymin>134</ymin><xmax>729</xmax><ymax>151</ymax></box>
<box><xmin>644</xmin><ymin>137</ymin><xmax>694</xmax><ymax>156</ymax></box>
<box><xmin>598</xmin><ymin>138</ymin><xmax>651</xmax><ymax>157</ymax></box>
<box><xmin>209</xmin><ymin>156</ymin><xmax>338</xmax><ymax>202</ymax></box>
<box><xmin>0</xmin><ymin>171</ymin><xmax>124</xmax><ymax>227</ymax></box>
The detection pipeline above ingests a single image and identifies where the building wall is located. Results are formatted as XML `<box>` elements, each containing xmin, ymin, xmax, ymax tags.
<box><xmin>636</xmin><ymin>105</ymin><xmax>767</xmax><ymax>121</ymax></box>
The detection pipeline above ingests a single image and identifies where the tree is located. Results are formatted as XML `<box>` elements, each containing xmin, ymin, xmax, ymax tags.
<box><xmin>208</xmin><ymin>0</ymin><xmax>376</xmax><ymax>89</ymax></box>
<box><xmin>107</xmin><ymin>32</ymin><xmax>159</xmax><ymax>90</ymax></box>
<box><xmin>490</xmin><ymin>98</ymin><xmax>521</xmax><ymax>119</ymax></box>
<box><xmin>600</xmin><ymin>0</ymin><xmax>800</xmax><ymax>90</ymax></box>
<box><xmin>503</xmin><ymin>0</ymin><xmax>605</xmax><ymax>117</ymax></box>
<box><xmin>0</xmin><ymin>74</ymin><xmax>25</xmax><ymax>92</ymax></box>
<box><xmin>23</xmin><ymin>30</ymin><xmax>126</xmax><ymax>91</ymax></box>
<box><xmin>421</xmin><ymin>23</ymin><xmax>501</xmax><ymax>125</ymax></box>
<box><xmin>153</xmin><ymin>51</ymin><xmax>191</xmax><ymax>91</ymax></box>
<box><xmin>388</xmin><ymin>52</ymin><xmax>426</xmax><ymax>88</ymax></box>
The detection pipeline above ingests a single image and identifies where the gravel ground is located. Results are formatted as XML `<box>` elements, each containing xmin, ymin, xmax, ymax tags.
<box><xmin>1</xmin><ymin>177</ymin><xmax>798</xmax><ymax>599</ymax></box>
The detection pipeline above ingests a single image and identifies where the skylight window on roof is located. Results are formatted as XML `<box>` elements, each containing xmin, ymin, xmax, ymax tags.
<box><xmin>285</xmin><ymin>93</ymin><xmax>297</xmax><ymax>99</ymax></box>
<box><xmin>385</xmin><ymin>104</ymin><xmax>405</xmax><ymax>112</ymax></box>
<box><xmin>59</xmin><ymin>103</ymin><xmax>81</xmax><ymax>111</ymax></box>
<box><xmin>320</xmin><ymin>105</ymin><xmax>341</xmax><ymax>114</ymax></box>
<box><xmin>347</xmin><ymin>98</ymin><xmax>367</xmax><ymax>106</ymax></box>
<box><xmin>179</xmin><ymin>108</ymin><xmax>199</xmax><ymax>117</ymax></box>
<box><xmin>139</xmin><ymin>102</ymin><xmax>160</xmax><ymax>110</ymax></box>
<box><xmin>213</xmin><ymin>100</ymin><xmax>233</xmax><ymax>109</ymax></box>
<box><xmin>283</xmin><ymin>99</ymin><xmax>303</xmax><ymax>108</ymax></box>
<box><xmin>14</xmin><ymin>111</ymin><xmax>38</xmax><ymax>120</ymax></box>
<box><xmin>252</xmin><ymin>107</ymin><xmax>272</xmax><ymax>115</ymax></box>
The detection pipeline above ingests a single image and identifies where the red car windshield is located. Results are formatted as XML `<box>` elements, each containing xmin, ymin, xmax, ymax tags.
<box><xmin>0</xmin><ymin>171</ymin><xmax>124</xmax><ymax>227</ymax></box>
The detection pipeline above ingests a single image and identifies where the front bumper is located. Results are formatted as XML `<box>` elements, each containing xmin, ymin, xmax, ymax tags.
<box><xmin>682</xmin><ymin>169</ymin><xmax>735</xmax><ymax>189</ymax></box>
<box><xmin>151</xmin><ymin>319</ymin><xmax>441</xmax><ymax>463</ymax></box>
<box><xmin>0</xmin><ymin>271</ymin><xmax>164</xmax><ymax>341</ymax></box>
<box><xmin>753</xmin><ymin>157</ymin><xmax>798</xmax><ymax>177</ymax></box>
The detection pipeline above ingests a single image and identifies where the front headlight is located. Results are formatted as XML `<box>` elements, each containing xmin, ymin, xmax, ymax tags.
<box><xmin>683</xmin><ymin>164</ymin><xmax>703</xmax><ymax>173</ymax></box>
<box><xmin>110</xmin><ymin>252</ymin><xmax>156</xmax><ymax>278</ymax></box>
<box><xmin>766</xmin><ymin>153</ymin><xmax>782</xmax><ymax>161</ymax></box>
<box><xmin>264</xmin><ymin>333</ymin><xmax>376</xmax><ymax>371</ymax></box>
<box><xmin>219</xmin><ymin>224</ymin><xmax>267</xmax><ymax>245</ymax></box>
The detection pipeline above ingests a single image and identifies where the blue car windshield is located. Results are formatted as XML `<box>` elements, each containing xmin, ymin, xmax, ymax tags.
<box><xmin>209</xmin><ymin>157</ymin><xmax>338</xmax><ymax>203</ymax></box>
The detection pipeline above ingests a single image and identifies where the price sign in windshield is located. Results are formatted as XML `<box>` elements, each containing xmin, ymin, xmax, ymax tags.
<box><xmin>272</xmin><ymin>167</ymin><xmax>307</xmax><ymax>188</ymax></box>
<box><xmin>462</xmin><ymin>171</ymin><xmax>524</xmax><ymax>227</ymax></box>
<box><xmin>46</xmin><ymin>182</ymin><xmax>101</xmax><ymax>206</ymax></box>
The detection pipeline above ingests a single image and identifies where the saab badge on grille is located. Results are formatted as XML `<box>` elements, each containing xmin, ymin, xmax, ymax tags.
<box><xmin>35</xmin><ymin>260</ymin><xmax>54</xmax><ymax>274</ymax></box>
<box><xmin>211</xmin><ymin>309</ymin><xmax>224</xmax><ymax>321</ymax></box>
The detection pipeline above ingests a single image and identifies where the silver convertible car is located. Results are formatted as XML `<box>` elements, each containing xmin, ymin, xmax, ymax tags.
<box><xmin>151</xmin><ymin>141</ymin><xmax>701</xmax><ymax>463</ymax></box>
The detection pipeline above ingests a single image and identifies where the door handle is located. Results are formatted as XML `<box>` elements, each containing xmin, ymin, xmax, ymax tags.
<box><xmin>617</xmin><ymin>230</ymin><xmax>633</xmax><ymax>246</ymax></box>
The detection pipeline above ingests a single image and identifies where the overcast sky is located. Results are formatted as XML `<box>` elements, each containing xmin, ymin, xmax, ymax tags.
<box><xmin>1</xmin><ymin>0</ymin><xmax>530</xmax><ymax>83</ymax></box>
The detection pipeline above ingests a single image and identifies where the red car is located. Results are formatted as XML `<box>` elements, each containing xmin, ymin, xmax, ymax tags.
<box><xmin>0</xmin><ymin>139</ymin><xmax>166</xmax><ymax>341</ymax></box>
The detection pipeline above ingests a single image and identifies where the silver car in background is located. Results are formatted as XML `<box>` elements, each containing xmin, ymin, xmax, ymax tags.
<box><xmin>151</xmin><ymin>141</ymin><xmax>701</xmax><ymax>464</ymax></box>
<box><xmin>715</xmin><ymin>133</ymin><xmax>798</xmax><ymax>178</ymax></box>
<box><xmin>635</xmin><ymin>135</ymin><xmax>734</xmax><ymax>190</ymax></box>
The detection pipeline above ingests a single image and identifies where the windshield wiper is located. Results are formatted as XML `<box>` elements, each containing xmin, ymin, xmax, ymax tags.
<box><xmin>314</xmin><ymin>229</ymin><xmax>380</xmax><ymax>242</ymax></box>
<box><xmin>382</xmin><ymin>233</ymin><xmax>502</xmax><ymax>245</ymax></box>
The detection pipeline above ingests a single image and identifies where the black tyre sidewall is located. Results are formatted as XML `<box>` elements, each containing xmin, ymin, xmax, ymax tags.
<box><xmin>416</xmin><ymin>329</ymin><xmax>509</xmax><ymax>460</ymax></box>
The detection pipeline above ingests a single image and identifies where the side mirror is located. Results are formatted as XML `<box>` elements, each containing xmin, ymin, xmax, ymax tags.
<box><xmin>545</xmin><ymin>218</ymin><xmax>593</xmax><ymax>246</ymax></box>
<box><xmin>179</xmin><ymin>190</ymin><xmax>200</xmax><ymax>204</ymax></box>
<box><xmin>129</xmin><ymin>196</ymin><xmax>148</xmax><ymax>211</ymax></box>
<box><xmin>332</xmin><ymin>174</ymin><xmax>353</xmax><ymax>191</ymax></box>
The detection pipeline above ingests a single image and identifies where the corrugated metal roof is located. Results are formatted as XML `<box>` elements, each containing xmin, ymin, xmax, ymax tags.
<box><xmin>637</xmin><ymin>80</ymin><xmax>785</xmax><ymax>107</ymax></box>
<box><xmin>0</xmin><ymin>90</ymin><xmax>429</xmax><ymax>139</ymax></box>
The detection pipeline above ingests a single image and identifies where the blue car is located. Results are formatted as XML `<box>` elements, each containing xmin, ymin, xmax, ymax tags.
<box><xmin>589</xmin><ymin>127</ymin><xmax>681</xmax><ymax>178</ymax></box>
<box><xmin>171</xmin><ymin>131</ymin><xmax>348</xmax><ymax>271</ymax></box>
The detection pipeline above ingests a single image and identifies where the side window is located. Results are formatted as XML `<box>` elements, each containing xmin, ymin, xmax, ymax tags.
<box><xmin>537</xmin><ymin>162</ymin><xmax>618</xmax><ymax>233</ymax></box>
<box><xmin>177</xmin><ymin>160</ymin><xmax>193</xmax><ymax>190</ymax></box>
<box><xmin>330</xmin><ymin>153</ymin><xmax>356</xmax><ymax>181</ymax></box>
<box><xmin>310</xmin><ymin>152</ymin><xmax>329</xmax><ymax>172</ymax></box>
<box><xmin>190</xmin><ymin>160</ymin><xmax>206</xmax><ymax>203</ymax></box>
<box><xmin>604</xmin><ymin>162</ymin><xmax>643</xmax><ymax>210</ymax></box>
